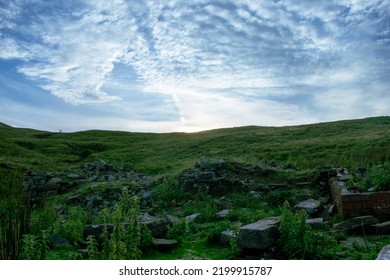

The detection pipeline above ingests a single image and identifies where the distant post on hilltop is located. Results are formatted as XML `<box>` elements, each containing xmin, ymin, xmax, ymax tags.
<box><xmin>59</xmin><ymin>129</ymin><xmax>62</xmax><ymax>133</ymax></box>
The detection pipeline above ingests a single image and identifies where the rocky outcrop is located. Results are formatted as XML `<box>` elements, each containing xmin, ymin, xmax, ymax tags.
<box><xmin>23</xmin><ymin>171</ymin><xmax>73</xmax><ymax>207</ymax></box>
<box><xmin>23</xmin><ymin>160</ymin><xmax>153</xmax><ymax>209</ymax></box>
<box><xmin>178</xmin><ymin>159</ymin><xmax>274</xmax><ymax>195</ymax></box>
<box><xmin>237</xmin><ymin>217</ymin><xmax>281</xmax><ymax>250</ymax></box>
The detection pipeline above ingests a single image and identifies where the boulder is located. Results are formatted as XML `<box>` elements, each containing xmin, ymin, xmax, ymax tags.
<box><xmin>216</xmin><ymin>209</ymin><xmax>230</xmax><ymax>218</ymax></box>
<box><xmin>152</xmin><ymin>238</ymin><xmax>178</xmax><ymax>251</ymax></box>
<box><xmin>166</xmin><ymin>215</ymin><xmax>181</xmax><ymax>224</ymax></box>
<box><xmin>370</xmin><ymin>221</ymin><xmax>390</xmax><ymax>234</ymax></box>
<box><xmin>237</xmin><ymin>217</ymin><xmax>281</xmax><ymax>250</ymax></box>
<box><xmin>376</xmin><ymin>245</ymin><xmax>390</xmax><ymax>260</ymax></box>
<box><xmin>294</xmin><ymin>199</ymin><xmax>322</xmax><ymax>216</ymax></box>
<box><xmin>140</xmin><ymin>213</ymin><xmax>169</xmax><ymax>238</ymax></box>
<box><xmin>220</xmin><ymin>230</ymin><xmax>237</xmax><ymax>245</ymax></box>
<box><xmin>306</xmin><ymin>217</ymin><xmax>326</xmax><ymax>229</ymax></box>
<box><xmin>185</xmin><ymin>213</ymin><xmax>201</xmax><ymax>223</ymax></box>
<box><xmin>332</xmin><ymin>215</ymin><xmax>379</xmax><ymax>232</ymax></box>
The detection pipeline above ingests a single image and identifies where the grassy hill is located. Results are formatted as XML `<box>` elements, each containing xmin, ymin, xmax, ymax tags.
<box><xmin>1</xmin><ymin>116</ymin><xmax>390</xmax><ymax>260</ymax></box>
<box><xmin>1</xmin><ymin>116</ymin><xmax>389</xmax><ymax>175</ymax></box>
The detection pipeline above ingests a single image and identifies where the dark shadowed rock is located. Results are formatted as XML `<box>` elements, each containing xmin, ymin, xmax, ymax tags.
<box><xmin>220</xmin><ymin>230</ymin><xmax>237</xmax><ymax>245</ymax></box>
<box><xmin>332</xmin><ymin>216</ymin><xmax>379</xmax><ymax>232</ymax></box>
<box><xmin>152</xmin><ymin>238</ymin><xmax>178</xmax><ymax>251</ymax></box>
<box><xmin>237</xmin><ymin>217</ymin><xmax>281</xmax><ymax>250</ymax></box>
<box><xmin>370</xmin><ymin>221</ymin><xmax>390</xmax><ymax>234</ymax></box>
<box><xmin>140</xmin><ymin>213</ymin><xmax>169</xmax><ymax>238</ymax></box>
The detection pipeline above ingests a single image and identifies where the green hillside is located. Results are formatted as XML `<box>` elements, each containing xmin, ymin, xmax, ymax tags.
<box><xmin>1</xmin><ymin>116</ymin><xmax>389</xmax><ymax>175</ymax></box>
<box><xmin>1</xmin><ymin>116</ymin><xmax>390</xmax><ymax>260</ymax></box>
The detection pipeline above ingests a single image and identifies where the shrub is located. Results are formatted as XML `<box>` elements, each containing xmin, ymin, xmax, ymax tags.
<box><xmin>21</xmin><ymin>230</ymin><xmax>51</xmax><ymax>260</ymax></box>
<box><xmin>279</xmin><ymin>201</ymin><xmax>337</xmax><ymax>259</ymax></box>
<box><xmin>153</xmin><ymin>177</ymin><xmax>190</xmax><ymax>208</ymax></box>
<box><xmin>166</xmin><ymin>221</ymin><xmax>187</xmax><ymax>243</ymax></box>
<box><xmin>57</xmin><ymin>206</ymin><xmax>87</xmax><ymax>243</ymax></box>
<box><xmin>356</xmin><ymin>160</ymin><xmax>390</xmax><ymax>192</ymax></box>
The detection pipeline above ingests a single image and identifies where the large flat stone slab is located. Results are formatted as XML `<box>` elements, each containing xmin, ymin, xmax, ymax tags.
<box><xmin>237</xmin><ymin>217</ymin><xmax>280</xmax><ymax>250</ymax></box>
<box><xmin>294</xmin><ymin>199</ymin><xmax>322</xmax><ymax>216</ymax></box>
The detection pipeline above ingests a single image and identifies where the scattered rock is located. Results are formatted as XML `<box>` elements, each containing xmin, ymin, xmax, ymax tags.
<box><xmin>140</xmin><ymin>213</ymin><xmax>169</xmax><ymax>238</ymax></box>
<box><xmin>152</xmin><ymin>238</ymin><xmax>178</xmax><ymax>251</ymax></box>
<box><xmin>294</xmin><ymin>199</ymin><xmax>322</xmax><ymax>217</ymax></box>
<box><xmin>249</xmin><ymin>191</ymin><xmax>261</xmax><ymax>200</ymax></box>
<box><xmin>220</xmin><ymin>230</ymin><xmax>237</xmax><ymax>245</ymax></box>
<box><xmin>376</xmin><ymin>245</ymin><xmax>390</xmax><ymax>260</ymax></box>
<box><xmin>237</xmin><ymin>217</ymin><xmax>281</xmax><ymax>250</ymax></box>
<box><xmin>306</xmin><ymin>217</ymin><xmax>326</xmax><ymax>229</ymax></box>
<box><xmin>185</xmin><ymin>213</ymin><xmax>201</xmax><ymax>223</ymax></box>
<box><xmin>216</xmin><ymin>209</ymin><xmax>230</xmax><ymax>218</ymax></box>
<box><xmin>340</xmin><ymin>237</ymin><xmax>368</xmax><ymax>249</ymax></box>
<box><xmin>333</xmin><ymin>215</ymin><xmax>379</xmax><ymax>232</ymax></box>
<box><xmin>166</xmin><ymin>215</ymin><xmax>181</xmax><ymax>224</ymax></box>
<box><xmin>370</xmin><ymin>221</ymin><xmax>390</xmax><ymax>234</ymax></box>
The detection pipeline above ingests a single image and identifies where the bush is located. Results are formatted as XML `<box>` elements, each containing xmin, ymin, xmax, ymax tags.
<box><xmin>356</xmin><ymin>160</ymin><xmax>390</xmax><ymax>192</ymax></box>
<box><xmin>153</xmin><ymin>177</ymin><xmax>190</xmax><ymax>208</ymax></box>
<box><xmin>166</xmin><ymin>221</ymin><xmax>187</xmax><ymax>243</ymax></box>
<box><xmin>57</xmin><ymin>206</ymin><xmax>87</xmax><ymax>244</ymax></box>
<box><xmin>279</xmin><ymin>201</ymin><xmax>337</xmax><ymax>259</ymax></box>
<box><xmin>20</xmin><ymin>230</ymin><xmax>51</xmax><ymax>260</ymax></box>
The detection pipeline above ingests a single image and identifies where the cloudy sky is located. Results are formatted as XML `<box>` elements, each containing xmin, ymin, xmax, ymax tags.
<box><xmin>0</xmin><ymin>0</ymin><xmax>389</xmax><ymax>132</ymax></box>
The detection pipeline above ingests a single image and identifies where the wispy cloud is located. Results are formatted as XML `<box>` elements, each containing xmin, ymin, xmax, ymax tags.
<box><xmin>0</xmin><ymin>0</ymin><xmax>389</xmax><ymax>131</ymax></box>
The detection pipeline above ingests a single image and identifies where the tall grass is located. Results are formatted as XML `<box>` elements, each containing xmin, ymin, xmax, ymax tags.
<box><xmin>0</xmin><ymin>167</ymin><xmax>30</xmax><ymax>259</ymax></box>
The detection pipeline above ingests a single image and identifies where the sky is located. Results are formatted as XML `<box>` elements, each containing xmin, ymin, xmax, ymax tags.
<box><xmin>0</xmin><ymin>0</ymin><xmax>389</xmax><ymax>133</ymax></box>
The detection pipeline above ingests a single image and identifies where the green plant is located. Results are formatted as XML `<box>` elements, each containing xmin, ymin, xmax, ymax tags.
<box><xmin>153</xmin><ymin>177</ymin><xmax>190</xmax><ymax>208</ymax></box>
<box><xmin>166</xmin><ymin>221</ymin><xmax>187</xmax><ymax>243</ymax></box>
<box><xmin>29</xmin><ymin>203</ymin><xmax>58</xmax><ymax>235</ymax></box>
<box><xmin>86</xmin><ymin>235</ymin><xmax>99</xmax><ymax>260</ymax></box>
<box><xmin>20</xmin><ymin>230</ymin><xmax>51</xmax><ymax>260</ymax></box>
<box><xmin>21</xmin><ymin>234</ymin><xmax>40</xmax><ymax>260</ymax></box>
<box><xmin>0</xmin><ymin>168</ymin><xmax>29</xmax><ymax>260</ymax></box>
<box><xmin>140</xmin><ymin>225</ymin><xmax>153</xmax><ymax>250</ymax></box>
<box><xmin>57</xmin><ymin>206</ymin><xmax>87</xmax><ymax>243</ymax></box>
<box><xmin>96</xmin><ymin>191</ymin><xmax>143</xmax><ymax>260</ymax></box>
<box><xmin>279</xmin><ymin>201</ymin><xmax>337</xmax><ymax>259</ymax></box>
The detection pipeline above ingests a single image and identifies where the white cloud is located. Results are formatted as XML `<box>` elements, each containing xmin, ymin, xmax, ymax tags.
<box><xmin>0</xmin><ymin>0</ymin><xmax>389</xmax><ymax>132</ymax></box>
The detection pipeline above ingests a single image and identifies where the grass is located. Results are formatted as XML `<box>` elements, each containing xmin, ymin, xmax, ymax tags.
<box><xmin>0</xmin><ymin>116</ymin><xmax>389</xmax><ymax>260</ymax></box>
<box><xmin>1</xmin><ymin>116</ymin><xmax>389</xmax><ymax>176</ymax></box>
